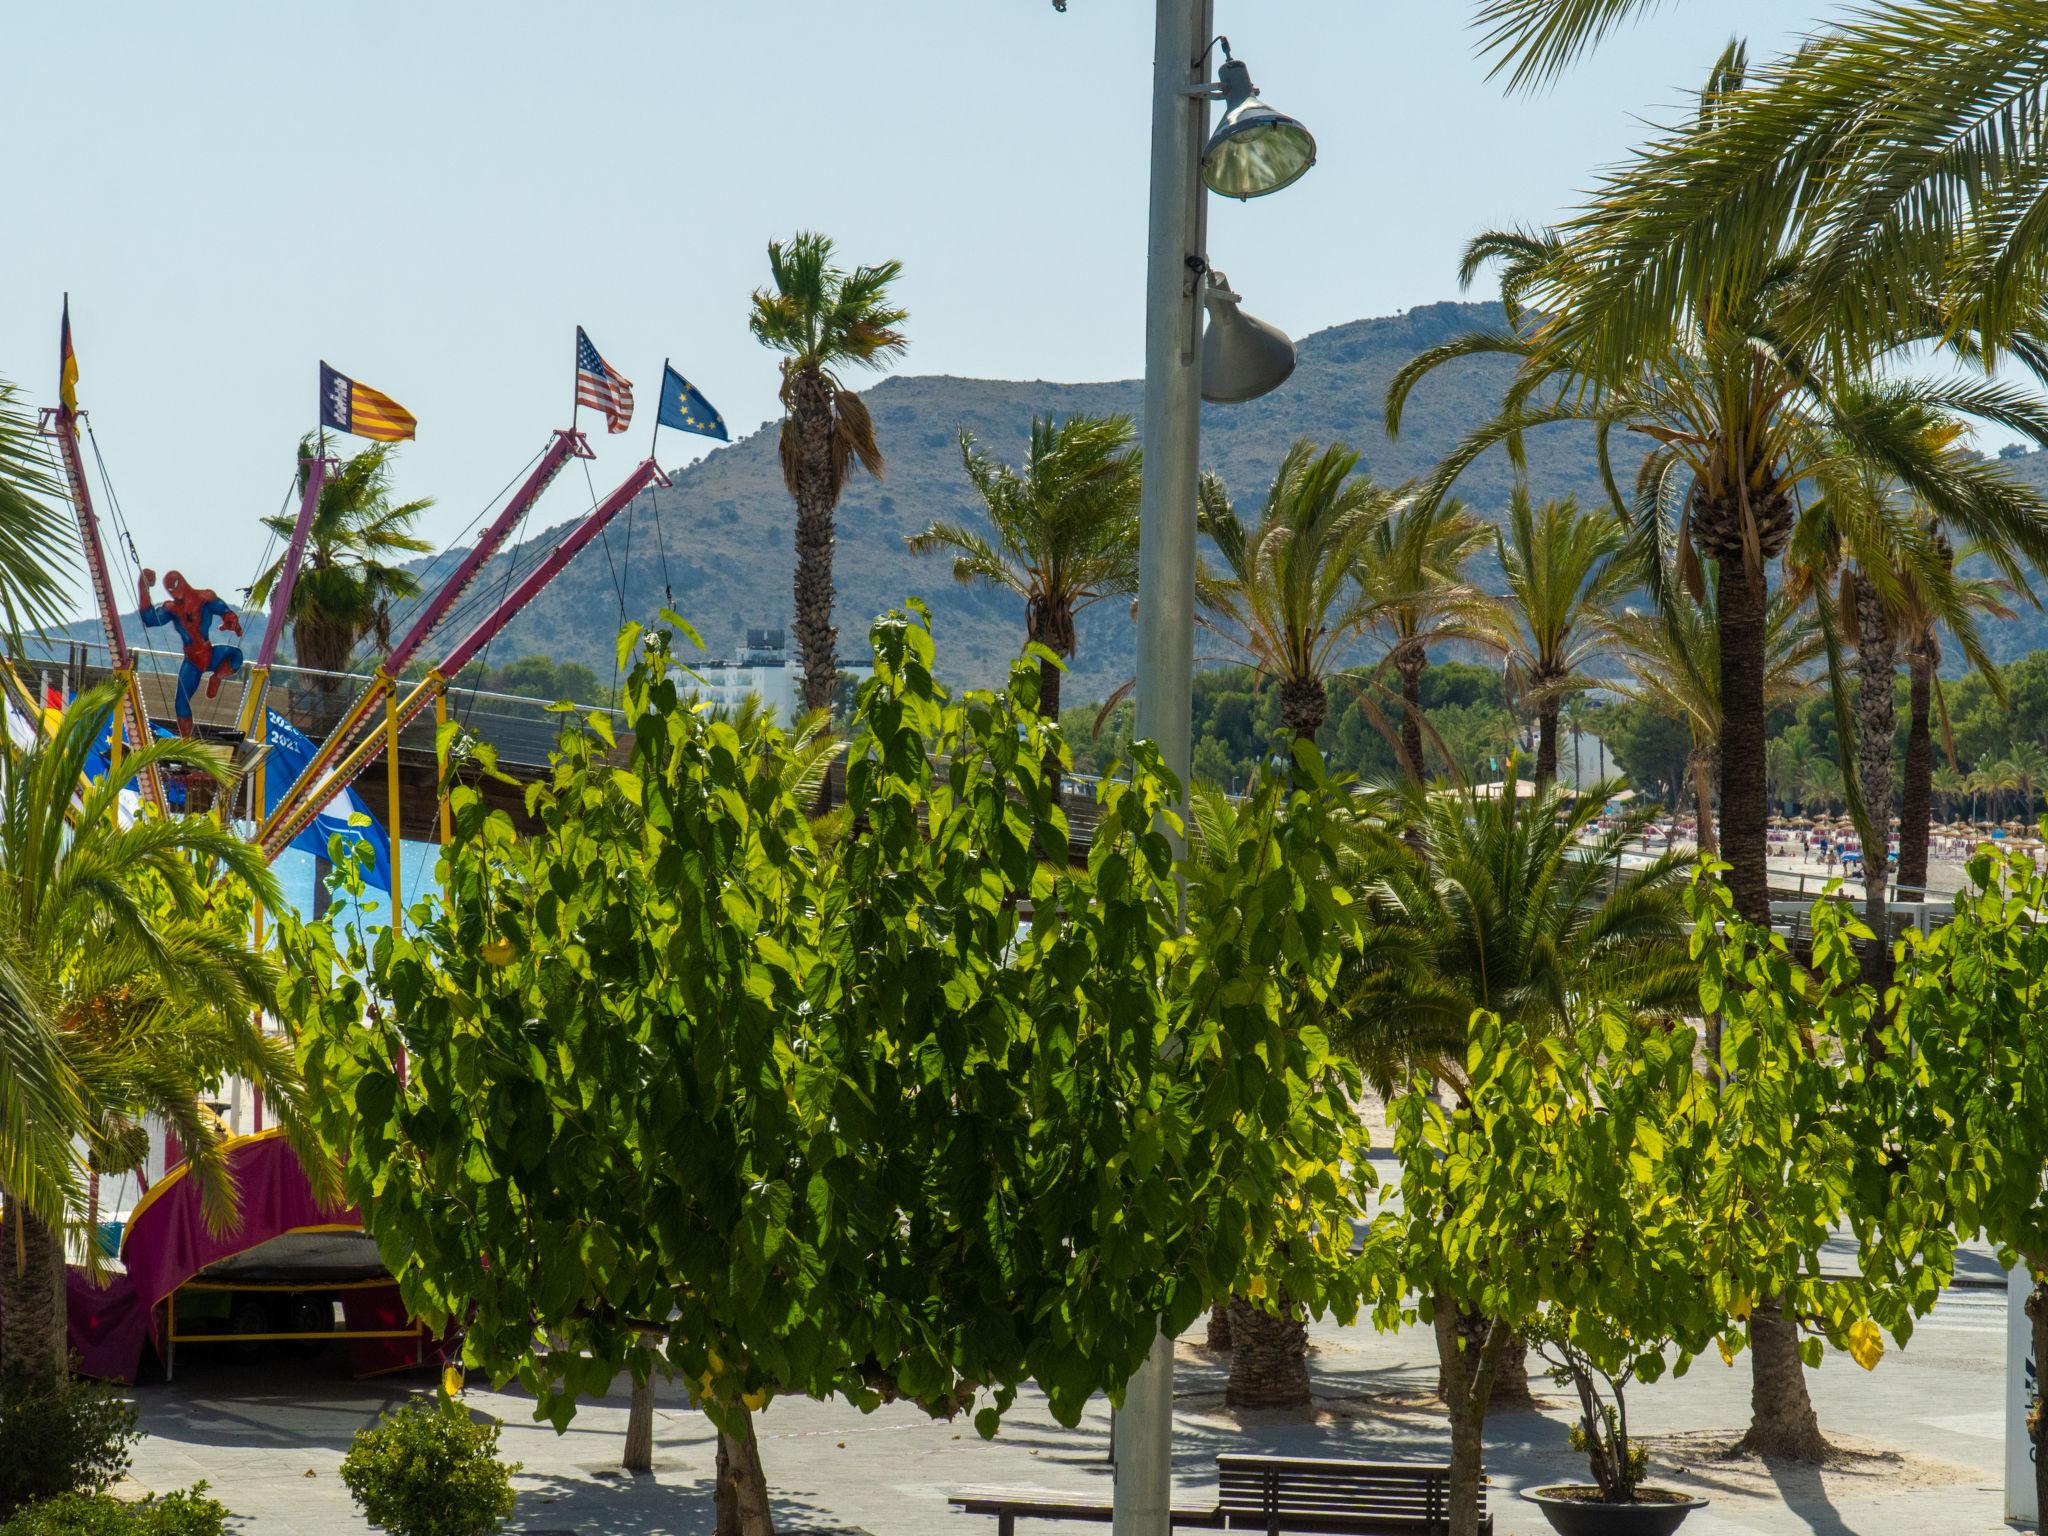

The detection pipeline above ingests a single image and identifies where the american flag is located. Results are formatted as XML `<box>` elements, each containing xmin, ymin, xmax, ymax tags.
<box><xmin>575</xmin><ymin>327</ymin><xmax>634</xmax><ymax>434</ymax></box>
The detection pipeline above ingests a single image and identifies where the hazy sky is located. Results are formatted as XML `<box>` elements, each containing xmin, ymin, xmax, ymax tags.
<box><xmin>4</xmin><ymin>1</ymin><xmax>1814</xmax><ymax>624</ymax></box>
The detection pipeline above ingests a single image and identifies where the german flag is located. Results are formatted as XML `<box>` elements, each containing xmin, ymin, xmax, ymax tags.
<box><xmin>319</xmin><ymin>361</ymin><xmax>416</xmax><ymax>442</ymax></box>
<box><xmin>59</xmin><ymin>296</ymin><xmax>79</xmax><ymax>416</ymax></box>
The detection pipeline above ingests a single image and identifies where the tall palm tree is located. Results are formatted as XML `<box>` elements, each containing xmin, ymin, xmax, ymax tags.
<box><xmin>1481</xmin><ymin>491</ymin><xmax>1628</xmax><ymax>788</ymax></box>
<box><xmin>1195</xmin><ymin>441</ymin><xmax>1394</xmax><ymax>741</ymax></box>
<box><xmin>2011</xmin><ymin>742</ymin><xmax>2048</xmax><ymax>820</ymax></box>
<box><xmin>0</xmin><ymin>377</ymin><xmax>75</xmax><ymax>640</ymax></box>
<box><xmin>749</xmin><ymin>232</ymin><xmax>909</xmax><ymax>715</ymax></box>
<box><xmin>1384</xmin><ymin>46</ymin><xmax>2048</xmax><ymax>1462</ymax></box>
<box><xmin>1612</xmin><ymin>581</ymin><xmax>1820</xmax><ymax>857</ymax></box>
<box><xmin>1356</xmin><ymin>494</ymin><xmax>1495</xmax><ymax>782</ymax></box>
<box><xmin>906</xmin><ymin>413</ymin><xmax>1141</xmax><ymax>734</ymax></box>
<box><xmin>249</xmin><ymin>438</ymin><xmax>432</xmax><ymax>727</ymax></box>
<box><xmin>0</xmin><ymin>682</ymin><xmax>312</xmax><ymax>1390</ymax></box>
<box><xmin>1783</xmin><ymin>414</ymin><xmax>2045</xmax><ymax>980</ymax></box>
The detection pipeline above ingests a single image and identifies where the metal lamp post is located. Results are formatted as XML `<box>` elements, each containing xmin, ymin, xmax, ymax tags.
<box><xmin>1115</xmin><ymin>7</ymin><xmax>1314</xmax><ymax>1534</ymax></box>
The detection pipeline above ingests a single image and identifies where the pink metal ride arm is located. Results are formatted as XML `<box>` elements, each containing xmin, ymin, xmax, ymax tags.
<box><xmin>261</xmin><ymin>428</ymin><xmax>593</xmax><ymax>826</ymax></box>
<box><xmin>254</xmin><ymin>455</ymin><xmax>328</xmax><ymax>674</ymax></box>
<box><xmin>260</xmin><ymin>456</ymin><xmax>666</xmax><ymax>858</ymax></box>
<box><xmin>39</xmin><ymin>406</ymin><xmax>165</xmax><ymax>813</ymax></box>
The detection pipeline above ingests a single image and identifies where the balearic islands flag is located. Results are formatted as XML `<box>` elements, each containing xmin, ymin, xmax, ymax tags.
<box><xmin>319</xmin><ymin>361</ymin><xmax>417</xmax><ymax>442</ymax></box>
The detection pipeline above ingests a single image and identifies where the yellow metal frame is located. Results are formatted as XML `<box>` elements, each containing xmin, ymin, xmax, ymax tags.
<box><xmin>262</xmin><ymin>669</ymin><xmax>442</xmax><ymax>859</ymax></box>
<box><xmin>165</xmin><ymin>1287</ymin><xmax>427</xmax><ymax>1347</ymax></box>
<box><xmin>259</xmin><ymin>667</ymin><xmax>395</xmax><ymax>847</ymax></box>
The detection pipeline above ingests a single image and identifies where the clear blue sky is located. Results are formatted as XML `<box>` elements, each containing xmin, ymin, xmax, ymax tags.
<box><xmin>3</xmin><ymin>0</ymin><xmax>1811</xmax><ymax>624</ymax></box>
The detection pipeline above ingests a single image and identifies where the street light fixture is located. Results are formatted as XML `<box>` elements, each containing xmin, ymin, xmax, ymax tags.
<box><xmin>1200</xmin><ymin>51</ymin><xmax>1317</xmax><ymax>200</ymax></box>
<box><xmin>1200</xmin><ymin>269</ymin><xmax>1296</xmax><ymax>403</ymax></box>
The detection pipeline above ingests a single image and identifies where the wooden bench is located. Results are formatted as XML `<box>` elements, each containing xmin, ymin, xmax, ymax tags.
<box><xmin>951</xmin><ymin>1455</ymin><xmax>1488</xmax><ymax>1536</ymax></box>
<box><xmin>948</xmin><ymin>1491</ymin><xmax>1221</xmax><ymax>1534</ymax></box>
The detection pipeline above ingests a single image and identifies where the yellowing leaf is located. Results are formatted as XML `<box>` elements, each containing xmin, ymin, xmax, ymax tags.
<box><xmin>441</xmin><ymin>1364</ymin><xmax>465</xmax><ymax>1397</ymax></box>
<box><xmin>481</xmin><ymin>938</ymin><xmax>515</xmax><ymax>967</ymax></box>
<box><xmin>741</xmin><ymin>1387</ymin><xmax>772</xmax><ymax>1411</ymax></box>
<box><xmin>1247</xmin><ymin>1275</ymin><xmax>1268</xmax><ymax>1301</ymax></box>
<box><xmin>1847</xmin><ymin>1319</ymin><xmax>1885</xmax><ymax>1371</ymax></box>
<box><xmin>1716</xmin><ymin>1337</ymin><xmax>1738</xmax><ymax>1367</ymax></box>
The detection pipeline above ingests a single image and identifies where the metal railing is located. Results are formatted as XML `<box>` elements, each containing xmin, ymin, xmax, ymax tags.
<box><xmin>21</xmin><ymin>637</ymin><xmax>625</xmax><ymax>772</ymax></box>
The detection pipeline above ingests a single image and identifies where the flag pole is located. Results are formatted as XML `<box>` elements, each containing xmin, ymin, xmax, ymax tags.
<box><xmin>570</xmin><ymin>327</ymin><xmax>581</xmax><ymax>436</ymax></box>
<box><xmin>649</xmin><ymin>358</ymin><xmax>667</xmax><ymax>463</ymax></box>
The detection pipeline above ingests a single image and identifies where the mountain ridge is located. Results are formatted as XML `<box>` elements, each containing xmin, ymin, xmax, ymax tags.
<box><xmin>60</xmin><ymin>299</ymin><xmax>2048</xmax><ymax>699</ymax></box>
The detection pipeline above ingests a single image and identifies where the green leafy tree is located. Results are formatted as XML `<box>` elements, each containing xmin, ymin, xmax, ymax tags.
<box><xmin>279</xmin><ymin>613</ymin><xmax>1372</xmax><ymax>1536</ymax></box>
<box><xmin>749</xmin><ymin>232</ymin><xmax>909</xmax><ymax>714</ymax></box>
<box><xmin>906</xmin><ymin>411</ymin><xmax>1141</xmax><ymax>748</ymax></box>
<box><xmin>1883</xmin><ymin>831</ymin><xmax>2048</xmax><ymax>1519</ymax></box>
<box><xmin>1196</xmin><ymin>441</ymin><xmax>1395</xmax><ymax>741</ymax></box>
<box><xmin>0</xmin><ymin>683</ymin><xmax>308</xmax><ymax>1391</ymax></box>
<box><xmin>249</xmin><ymin>438</ymin><xmax>433</xmax><ymax>720</ymax></box>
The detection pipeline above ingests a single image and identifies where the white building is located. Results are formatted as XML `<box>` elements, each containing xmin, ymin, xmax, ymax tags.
<box><xmin>683</xmin><ymin>628</ymin><xmax>868</xmax><ymax>725</ymax></box>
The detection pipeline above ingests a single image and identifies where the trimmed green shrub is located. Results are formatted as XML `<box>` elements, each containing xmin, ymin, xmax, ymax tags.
<box><xmin>0</xmin><ymin>1375</ymin><xmax>138</xmax><ymax>1518</ymax></box>
<box><xmin>0</xmin><ymin>1485</ymin><xmax>228</xmax><ymax>1536</ymax></box>
<box><xmin>339</xmin><ymin>1398</ymin><xmax>518</xmax><ymax>1536</ymax></box>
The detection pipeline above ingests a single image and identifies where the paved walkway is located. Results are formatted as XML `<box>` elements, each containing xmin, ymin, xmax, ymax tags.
<box><xmin>124</xmin><ymin>1284</ymin><xmax>2017</xmax><ymax>1535</ymax></box>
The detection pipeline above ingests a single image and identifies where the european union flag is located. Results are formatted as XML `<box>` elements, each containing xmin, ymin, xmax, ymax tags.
<box><xmin>657</xmin><ymin>364</ymin><xmax>730</xmax><ymax>442</ymax></box>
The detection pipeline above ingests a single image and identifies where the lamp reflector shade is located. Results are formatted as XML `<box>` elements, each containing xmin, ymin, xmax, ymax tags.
<box><xmin>1201</xmin><ymin>59</ymin><xmax>1316</xmax><ymax>200</ymax></box>
<box><xmin>1201</xmin><ymin>272</ymin><xmax>1295</xmax><ymax>403</ymax></box>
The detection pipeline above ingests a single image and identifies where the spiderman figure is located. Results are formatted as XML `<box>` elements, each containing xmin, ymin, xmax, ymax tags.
<box><xmin>138</xmin><ymin>568</ymin><xmax>244</xmax><ymax>735</ymax></box>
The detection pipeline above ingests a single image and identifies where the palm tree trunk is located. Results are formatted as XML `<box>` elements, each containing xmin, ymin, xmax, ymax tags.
<box><xmin>787</xmin><ymin>367</ymin><xmax>840</xmax><ymax>716</ymax></box>
<box><xmin>1896</xmin><ymin>650</ymin><xmax>1934</xmax><ymax>897</ymax></box>
<box><xmin>1852</xmin><ymin>583</ymin><xmax>1897</xmax><ymax>991</ymax></box>
<box><xmin>1534</xmin><ymin>701</ymin><xmax>1560</xmax><ymax>789</ymax></box>
<box><xmin>1398</xmin><ymin>654</ymin><xmax>1426</xmax><ymax>782</ymax></box>
<box><xmin>0</xmin><ymin>1199</ymin><xmax>69</xmax><ymax>1393</ymax></box>
<box><xmin>1690</xmin><ymin>747</ymin><xmax>1719</xmax><ymax>856</ymax></box>
<box><xmin>1278</xmin><ymin>677</ymin><xmax>1328</xmax><ymax>743</ymax></box>
<box><xmin>1205</xmin><ymin>1301</ymin><xmax>1232</xmax><ymax>1350</ymax></box>
<box><xmin>1717</xmin><ymin>566</ymin><xmax>1771</xmax><ymax>926</ymax></box>
<box><xmin>1224</xmin><ymin>1291</ymin><xmax>1311</xmax><ymax>1408</ymax></box>
<box><xmin>1720</xmin><ymin>565</ymin><xmax>1828</xmax><ymax>1461</ymax></box>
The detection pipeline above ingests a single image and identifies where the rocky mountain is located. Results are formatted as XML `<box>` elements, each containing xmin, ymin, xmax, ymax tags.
<box><xmin>63</xmin><ymin>300</ymin><xmax>2048</xmax><ymax>700</ymax></box>
<box><xmin>458</xmin><ymin>299</ymin><xmax>1620</xmax><ymax>699</ymax></box>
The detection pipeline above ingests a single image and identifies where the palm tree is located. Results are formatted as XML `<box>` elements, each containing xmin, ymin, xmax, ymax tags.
<box><xmin>1476</xmin><ymin>1</ymin><xmax>2048</xmax><ymax>374</ymax></box>
<box><xmin>1931</xmin><ymin>764</ymin><xmax>1968</xmax><ymax>823</ymax></box>
<box><xmin>1481</xmin><ymin>491</ymin><xmax>1628</xmax><ymax>788</ymax></box>
<box><xmin>1195</xmin><ymin>441</ymin><xmax>1394</xmax><ymax>741</ymax></box>
<box><xmin>749</xmin><ymin>232</ymin><xmax>909</xmax><ymax>714</ymax></box>
<box><xmin>0</xmin><ymin>376</ymin><xmax>75</xmax><ymax>640</ymax></box>
<box><xmin>1613</xmin><ymin>581</ymin><xmax>1820</xmax><ymax>856</ymax></box>
<box><xmin>1782</xmin><ymin>411</ymin><xmax>2045</xmax><ymax>979</ymax></box>
<box><xmin>249</xmin><ymin>437</ymin><xmax>432</xmax><ymax>728</ymax></box>
<box><xmin>1384</xmin><ymin>49</ymin><xmax>2048</xmax><ymax>1460</ymax></box>
<box><xmin>1803</xmin><ymin>757</ymin><xmax>1844</xmax><ymax>819</ymax></box>
<box><xmin>1888</xmin><ymin>532</ymin><xmax>2019</xmax><ymax>895</ymax></box>
<box><xmin>906</xmin><ymin>413</ymin><xmax>1141</xmax><ymax>738</ymax></box>
<box><xmin>1356</xmin><ymin>494</ymin><xmax>1494</xmax><ymax>782</ymax></box>
<box><xmin>0</xmin><ymin>682</ymin><xmax>312</xmax><ymax>1390</ymax></box>
<box><xmin>2014</xmin><ymin>742</ymin><xmax>2048</xmax><ymax>820</ymax></box>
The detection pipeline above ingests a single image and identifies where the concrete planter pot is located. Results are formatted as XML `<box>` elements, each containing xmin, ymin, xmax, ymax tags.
<box><xmin>1522</xmin><ymin>1485</ymin><xmax>1709</xmax><ymax>1536</ymax></box>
